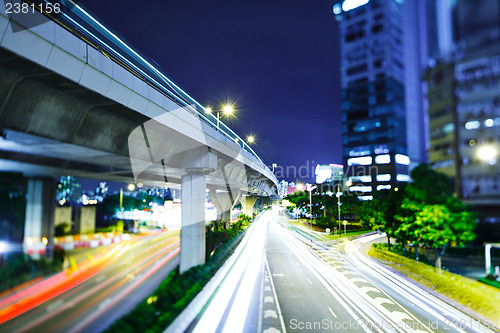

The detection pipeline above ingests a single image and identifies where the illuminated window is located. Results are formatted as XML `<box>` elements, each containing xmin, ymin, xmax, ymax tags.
<box><xmin>349</xmin><ymin>175</ymin><xmax>372</xmax><ymax>182</ymax></box>
<box><xmin>349</xmin><ymin>145</ymin><xmax>371</xmax><ymax>157</ymax></box>
<box><xmin>377</xmin><ymin>185</ymin><xmax>391</xmax><ymax>191</ymax></box>
<box><xmin>375</xmin><ymin>154</ymin><xmax>390</xmax><ymax>164</ymax></box>
<box><xmin>374</xmin><ymin>144</ymin><xmax>389</xmax><ymax>154</ymax></box>
<box><xmin>333</xmin><ymin>3</ymin><xmax>342</xmax><ymax>14</ymax></box>
<box><xmin>376</xmin><ymin>174</ymin><xmax>391</xmax><ymax>181</ymax></box>
<box><xmin>348</xmin><ymin>156</ymin><xmax>372</xmax><ymax>166</ymax></box>
<box><xmin>442</xmin><ymin>123</ymin><xmax>454</xmax><ymax>134</ymax></box>
<box><xmin>395</xmin><ymin>154</ymin><xmax>410</xmax><ymax>165</ymax></box>
<box><xmin>465</xmin><ymin>121</ymin><xmax>480</xmax><ymax>130</ymax></box>
<box><xmin>396</xmin><ymin>174</ymin><xmax>411</xmax><ymax>182</ymax></box>
<box><xmin>349</xmin><ymin>186</ymin><xmax>372</xmax><ymax>192</ymax></box>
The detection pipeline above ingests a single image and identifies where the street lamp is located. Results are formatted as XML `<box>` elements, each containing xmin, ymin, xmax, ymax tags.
<box><xmin>247</xmin><ymin>135</ymin><xmax>255</xmax><ymax>144</ymax></box>
<box><xmin>205</xmin><ymin>104</ymin><xmax>234</xmax><ymax>131</ymax></box>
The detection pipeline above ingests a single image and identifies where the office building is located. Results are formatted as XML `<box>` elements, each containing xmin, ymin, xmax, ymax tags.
<box><xmin>425</xmin><ymin>0</ymin><xmax>500</xmax><ymax>219</ymax></box>
<box><xmin>333</xmin><ymin>0</ymin><xmax>437</xmax><ymax>198</ymax></box>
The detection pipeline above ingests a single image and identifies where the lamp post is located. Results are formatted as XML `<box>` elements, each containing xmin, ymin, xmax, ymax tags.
<box><xmin>336</xmin><ymin>190</ymin><xmax>342</xmax><ymax>232</ymax></box>
<box><xmin>306</xmin><ymin>183</ymin><xmax>317</xmax><ymax>228</ymax></box>
<box><xmin>205</xmin><ymin>104</ymin><xmax>234</xmax><ymax>131</ymax></box>
<box><xmin>119</xmin><ymin>183</ymin><xmax>136</xmax><ymax>212</ymax></box>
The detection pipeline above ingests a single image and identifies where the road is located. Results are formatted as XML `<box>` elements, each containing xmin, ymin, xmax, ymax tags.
<box><xmin>190</xmin><ymin>209</ymin><xmax>498</xmax><ymax>333</ymax></box>
<box><xmin>0</xmin><ymin>230</ymin><xmax>180</xmax><ymax>333</ymax></box>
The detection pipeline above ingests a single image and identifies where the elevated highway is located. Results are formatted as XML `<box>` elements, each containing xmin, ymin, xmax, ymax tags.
<box><xmin>0</xmin><ymin>1</ymin><xmax>277</xmax><ymax>271</ymax></box>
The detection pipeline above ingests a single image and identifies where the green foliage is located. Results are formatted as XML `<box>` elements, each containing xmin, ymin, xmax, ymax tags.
<box><xmin>314</xmin><ymin>216</ymin><xmax>335</xmax><ymax>230</ymax></box>
<box><xmin>287</xmin><ymin>189</ymin><xmax>363</xmax><ymax>223</ymax></box>
<box><xmin>372</xmin><ymin>243</ymin><xmax>430</xmax><ymax>265</ymax></box>
<box><xmin>358</xmin><ymin>186</ymin><xmax>405</xmax><ymax>247</ymax></box>
<box><xmin>339</xmin><ymin>193</ymin><xmax>362</xmax><ymax>221</ymax></box>
<box><xmin>205</xmin><ymin>214</ymin><xmax>252</xmax><ymax>260</ymax></box>
<box><xmin>394</xmin><ymin>165</ymin><xmax>476</xmax><ymax>260</ymax></box>
<box><xmin>478</xmin><ymin>277</ymin><xmax>500</xmax><ymax>290</ymax></box>
<box><xmin>55</xmin><ymin>223</ymin><xmax>71</xmax><ymax>237</ymax></box>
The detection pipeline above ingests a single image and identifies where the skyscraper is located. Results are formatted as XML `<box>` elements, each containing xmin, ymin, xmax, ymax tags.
<box><xmin>334</xmin><ymin>0</ymin><xmax>436</xmax><ymax>199</ymax></box>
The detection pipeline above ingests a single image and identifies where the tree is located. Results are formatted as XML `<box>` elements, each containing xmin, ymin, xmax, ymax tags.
<box><xmin>360</xmin><ymin>187</ymin><xmax>404</xmax><ymax>250</ymax></box>
<box><xmin>340</xmin><ymin>192</ymin><xmax>362</xmax><ymax>222</ymax></box>
<box><xmin>394</xmin><ymin>164</ymin><xmax>476</xmax><ymax>271</ymax></box>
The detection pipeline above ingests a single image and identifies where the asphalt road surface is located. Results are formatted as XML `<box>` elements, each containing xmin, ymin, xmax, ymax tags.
<box><xmin>192</xmin><ymin>209</ymin><xmax>498</xmax><ymax>333</ymax></box>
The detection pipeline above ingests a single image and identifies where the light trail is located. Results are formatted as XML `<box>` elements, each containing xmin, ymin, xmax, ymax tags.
<box><xmin>0</xmin><ymin>231</ymin><xmax>179</xmax><ymax>331</ymax></box>
<box><xmin>278</xmin><ymin>217</ymin><xmax>498</xmax><ymax>333</ymax></box>
<box><xmin>191</xmin><ymin>211</ymin><xmax>276</xmax><ymax>333</ymax></box>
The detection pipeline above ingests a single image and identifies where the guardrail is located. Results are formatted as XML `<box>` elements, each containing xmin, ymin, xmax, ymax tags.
<box><xmin>28</xmin><ymin>0</ymin><xmax>273</xmax><ymax>176</ymax></box>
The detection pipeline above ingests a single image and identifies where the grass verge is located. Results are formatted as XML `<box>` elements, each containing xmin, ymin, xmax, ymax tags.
<box><xmin>368</xmin><ymin>243</ymin><xmax>500</xmax><ymax>321</ymax></box>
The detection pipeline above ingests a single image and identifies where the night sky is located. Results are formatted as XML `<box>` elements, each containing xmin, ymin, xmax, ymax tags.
<box><xmin>80</xmin><ymin>0</ymin><xmax>342</xmax><ymax>182</ymax></box>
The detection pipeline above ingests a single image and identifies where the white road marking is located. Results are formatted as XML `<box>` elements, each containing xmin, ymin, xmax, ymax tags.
<box><xmin>264</xmin><ymin>309</ymin><xmax>278</xmax><ymax>319</ymax></box>
<box><xmin>328</xmin><ymin>306</ymin><xmax>338</xmax><ymax>319</ymax></box>
<box><xmin>263</xmin><ymin>328</ymin><xmax>281</xmax><ymax>333</ymax></box>
<box><xmin>372</xmin><ymin>297</ymin><xmax>394</xmax><ymax>306</ymax></box>
<box><xmin>264</xmin><ymin>296</ymin><xmax>274</xmax><ymax>303</ymax></box>
<box><xmin>391</xmin><ymin>311</ymin><xmax>413</xmax><ymax>322</ymax></box>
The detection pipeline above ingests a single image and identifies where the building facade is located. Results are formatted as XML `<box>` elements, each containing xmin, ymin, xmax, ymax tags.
<box><xmin>334</xmin><ymin>0</ymin><xmax>435</xmax><ymax>199</ymax></box>
<box><xmin>425</xmin><ymin>0</ymin><xmax>500</xmax><ymax>220</ymax></box>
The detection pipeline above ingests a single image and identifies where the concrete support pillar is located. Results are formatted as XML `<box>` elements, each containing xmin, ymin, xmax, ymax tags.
<box><xmin>240</xmin><ymin>195</ymin><xmax>257</xmax><ymax>216</ymax></box>
<box><xmin>23</xmin><ymin>177</ymin><xmax>56</xmax><ymax>259</ymax></box>
<box><xmin>209</xmin><ymin>190</ymin><xmax>240</xmax><ymax>226</ymax></box>
<box><xmin>180</xmin><ymin>172</ymin><xmax>206</xmax><ymax>273</ymax></box>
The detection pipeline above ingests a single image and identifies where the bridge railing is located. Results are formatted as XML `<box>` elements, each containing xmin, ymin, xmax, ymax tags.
<box><xmin>33</xmin><ymin>0</ymin><xmax>274</xmax><ymax>178</ymax></box>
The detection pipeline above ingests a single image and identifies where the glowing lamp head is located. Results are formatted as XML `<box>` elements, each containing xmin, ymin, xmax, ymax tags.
<box><xmin>247</xmin><ymin>135</ymin><xmax>255</xmax><ymax>144</ymax></box>
<box><xmin>128</xmin><ymin>184</ymin><xmax>136</xmax><ymax>191</ymax></box>
<box><xmin>223</xmin><ymin>105</ymin><xmax>234</xmax><ymax>115</ymax></box>
<box><xmin>205</xmin><ymin>107</ymin><xmax>212</xmax><ymax>114</ymax></box>
<box><xmin>42</xmin><ymin>237</ymin><xmax>48</xmax><ymax>245</ymax></box>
